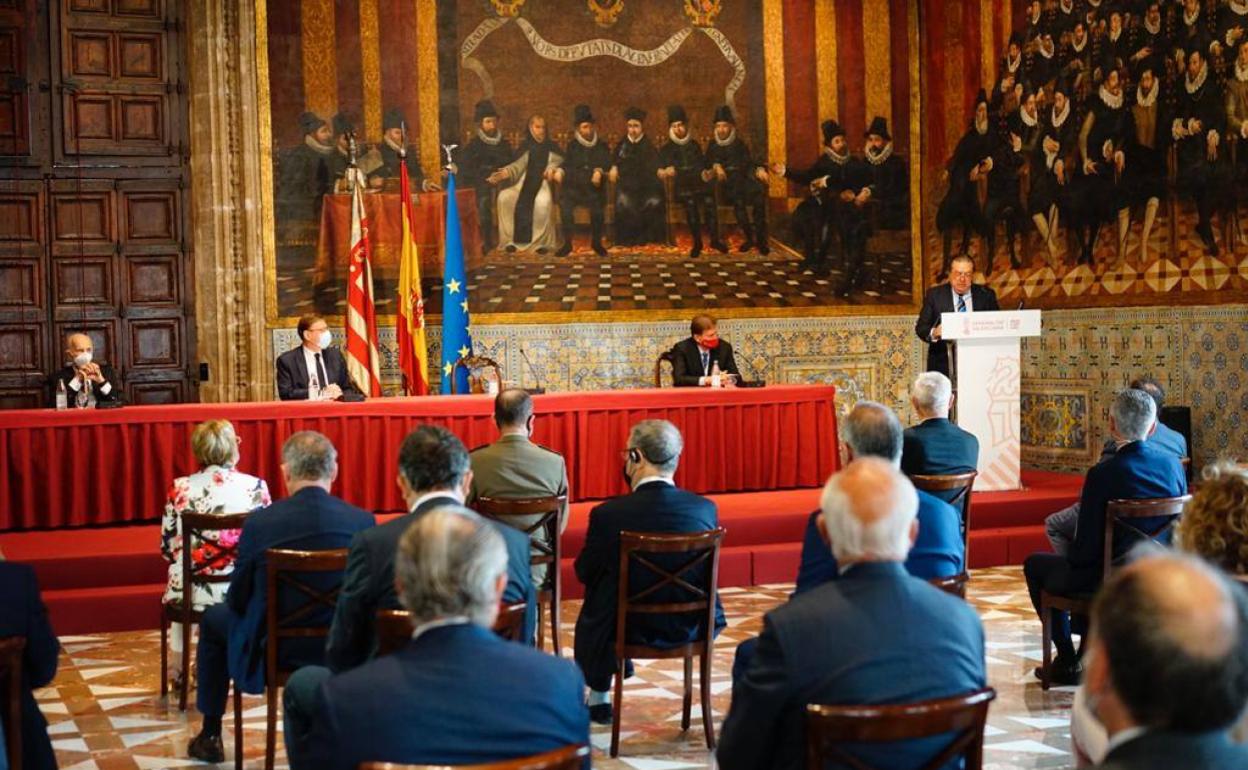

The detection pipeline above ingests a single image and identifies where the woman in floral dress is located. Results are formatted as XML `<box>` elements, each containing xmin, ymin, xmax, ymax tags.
<box><xmin>160</xmin><ymin>419</ymin><xmax>270</xmax><ymax>683</ymax></box>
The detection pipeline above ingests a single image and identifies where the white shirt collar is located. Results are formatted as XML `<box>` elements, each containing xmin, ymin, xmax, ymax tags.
<box><xmin>575</xmin><ymin>130</ymin><xmax>599</xmax><ymax>148</ymax></box>
<box><xmin>1105</xmin><ymin>727</ymin><xmax>1148</xmax><ymax>757</ymax></box>
<box><xmin>477</xmin><ymin>128</ymin><xmax>502</xmax><ymax>146</ymax></box>
<box><xmin>410</xmin><ymin>616</ymin><xmax>472</xmax><ymax>642</ymax></box>
<box><xmin>411</xmin><ymin>489</ymin><xmax>464</xmax><ymax>511</ymax></box>
<box><xmin>633</xmin><ymin>476</ymin><xmax>675</xmax><ymax>491</ymax></box>
<box><xmin>668</xmin><ymin>127</ymin><xmax>692</xmax><ymax>146</ymax></box>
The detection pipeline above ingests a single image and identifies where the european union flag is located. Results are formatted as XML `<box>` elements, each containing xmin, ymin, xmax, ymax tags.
<box><xmin>440</xmin><ymin>171</ymin><xmax>472</xmax><ymax>394</ymax></box>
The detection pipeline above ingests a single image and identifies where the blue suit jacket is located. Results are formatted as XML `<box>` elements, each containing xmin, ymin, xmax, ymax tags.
<box><xmin>1069</xmin><ymin>440</ymin><xmax>1188</xmax><ymax>575</ymax></box>
<box><xmin>795</xmin><ymin>489</ymin><xmax>964</xmax><ymax>593</ymax></box>
<box><xmin>325</xmin><ymin>494</ymin><xmax>536</xmax><ymax>672</ymax></box>
<box><xmin>1100</xmin><ymin>421</ymin><xmax>1188</xmax><ymax>462</ymax></box>
<box><xmin>573</xmin><ymin>481</ymin><xmax>727</xmax><ymax>689</ymax></box>
<box><xmin>0</xmin><ymin>563</ymin><xmax>59</xmax><ymax>770</ymax></box>
<box><xmin>225</xmin><ymin>487</ymin><xmax>374</xmax><ymax>692</ymax></box>
<box><xmin>901</xmin><ymin>418</ymin><xmax>979</xmax><ymax>504</ymax></box>
<box><xmin>308</xmin><ymin>623</ymin><xmax>589</xmax><ymax>770</ymax></box>
<box><xmin>718</xmin><ymin>562</ymin><xmax>986</xmax><ymax>770</ymax></box>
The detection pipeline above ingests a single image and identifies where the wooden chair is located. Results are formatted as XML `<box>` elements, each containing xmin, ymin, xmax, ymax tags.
<box><xmin>653</xmin><ymin>350</ymin><xmax>675</xmax><ymax>388</ymax></box>
<box><xmin>374</xmin><ymin>603</ymin><xmax>529</xmax><ymax>657</ymax></box>
<box><xmin>0</xmin><ymin>636</ymin><xmax>25</xmax><ymax>770</ymax></box>
<box><xmin>908</xmin><ymin>472</ymin><xmax>977</xmax><ymax>569</ymax></box>
<box><xmin>475</xmin><ymin>495</ymin><xmax>567</xmax><ymax>653</ymax></box>
<box><xmin>254</xmin><ymin>548</ymin><xmax>351</xmax><ymax>770</ymax></box>
<box><xmin>1038</xmin><ymin>495</ymin><xmax>1190</xmax><ymax>689</ymax></box>
<box><xmin>927</xmin><ymin>572</ymin><xmax>969</xmax><ymax>600</ymax></box>
<box><xmin>452</xmin><ymin>355</ymin><xmax>504</xmax><ymax>395</ymax></box>
<box><xmin>358</xmin><ymin>743</ymin><xmax>590</xmax><ymax>770</ymax></box>
<box><xmin>160</xmin><ymin>510</ymin><xmax>250</xmax><ymax>711</ymax></box>
<box><xmin>805</xmin><ymin>687</ymin><xmax>997</xmax><ymax>770</ymax></box>
<box><xmin>611</xmin><ymin>528</ymin><xmax>725</xmax><ymax>757</ymax></box>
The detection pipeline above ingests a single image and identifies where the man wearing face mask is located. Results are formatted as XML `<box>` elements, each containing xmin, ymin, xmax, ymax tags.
<box><xmin>50</xmin><ymin>332</ymin><xmax>122</xmax><ymax>408</ymax></box>
<box><xmin>669</xmin><ymin>314</ymin><xmax>740</xmax><ymax>387</ymax></box>
<box><xmin>573</xmin><ymin>419</ymin><xmax>726</xmax><ymax>724</ymax></box>
<box><xmin>276</xmin><ymin>314</ymin><xmax>365</xmax><ymax>401</ymax></box>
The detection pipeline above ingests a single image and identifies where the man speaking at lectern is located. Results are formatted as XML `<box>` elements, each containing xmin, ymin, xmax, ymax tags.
<box><xmin>914</xmin><ymin>255</ymin><xmax>999</xmax><ymax>377</ymax></box>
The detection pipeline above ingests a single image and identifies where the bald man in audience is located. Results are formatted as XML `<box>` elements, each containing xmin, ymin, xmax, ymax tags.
<box><xmin>49</xmin><ymin>332</ymin><xmax>121</xmax><ymax>408</ymax></box>
<box><xmin>1085</xmin><ymin>553</ymin><xmax>1248</xmax><ymax>769</ymax></box>
<box><xmin>718</xmin><ymin>458</ymin><xmax>986</xmax><ymax>770</ymax></box>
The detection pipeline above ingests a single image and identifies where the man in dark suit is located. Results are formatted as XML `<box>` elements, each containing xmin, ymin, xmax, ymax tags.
<box><xmin>48</xmin><ymin>332</ymin><xmax>122</xmax><ymax>408</ymax></box>
<box><xmin>284</xmin><ymin>426</ymin><xmax>538</xmax><ymax>752</ymax></box>
<box><xmin>914</xmin><ymin>255</ymin><xmax>1000</xmax><ymax>377</ymax></box>
<box><xmin>0</xmin><ymin>557</ymin><xmax>60</xmax><ymax>770</ymax></box>
<box><xmin>275</xmin><ymin>314</ymin><xmax>365</xmax><ymax>401</ymax></box>
<box><xmin>1086</xmin><ymin>553</ymin><xmax>1248</xmax><ymax>770</ymax></box>
<box><xmin>900</xmin><ymin>371</ymin><xmax>980</xmax><ymax>504</ymax></box>
<box><xmin>670</xmin><ymin>314</ymin><xmax>741</xmax><ymax>387</ymax></box>
<box><xmin>718</xmin><ymin>457</ymin><xmax>986</xmax><ymax>770</ymax></box>
<box><xmin>1024</xmin><ymin>389</ymin><xmax>1188</xmax><ymax>686</ymax></box>
<box><xmin>574</xmin><ymin>419</ymin><xmax>726</xmax><ymax>724</ymax></box>
<box><xmin>1045</xmin><ymin>376</ymin><xmax>1189</xmax><ymax>556</ymax></box>
<box><xmin>186</xmin><ymin>431</ymin><xmax>374</xmax><ymax>762</ymax></box>
<box><xmin>287</xmin><ymin>506</ymin><xmax>589</xmax><ymax>770</ymax></box>
<box><xmin>795</xmin><ymin>401</ymin><xmax>964</xmax><ymax>594</ymax></box>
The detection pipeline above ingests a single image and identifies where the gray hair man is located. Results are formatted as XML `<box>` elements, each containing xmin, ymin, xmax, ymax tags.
<box><xmin>50</xmin><ymin>331</ymin><xmax>121</xmax><ymax>408</ymax></box>
<box><xmin>900</xmin><ymin>372</ymin><xmax>979</xmax><ymax>504</ymax></box>
<box><xmin>289</xmin><ymin>505</ymin><xmax>591</xmax><ymax>770</ymax></box>
<box><xmin>469</xmin><ymin>388</ymin><xmax>570</xmax><ymax>586</ymax></box>
<box><xmin>1083</xmin><ymin>553</ymin><xmax>1248</xmax><ymax>769</ymax></box>
<box><xmin>718</xmin><ymin>457</ymin><xmax>985</xmax><ymax>770</ymax></box>
<box><xmin>573</xmin><ymin>418</ymin><xmax>725</xmax><ymax>725</ymax></box>
<box><xmin>188</xmin><ymin>430</ymin><xmax>374</xmax><ymax>763</ymax></box>
<box><xmin>1024</xmin><ymin>388</ymin><xmax>1188</xmax><ymax>687</ymax></box>
<box><xmin>794</xmin><ymin>402</ymin><xmax>965</xmax><ymax>595</ymax></box>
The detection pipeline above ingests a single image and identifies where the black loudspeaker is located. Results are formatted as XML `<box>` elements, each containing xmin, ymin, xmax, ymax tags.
<box><xmin>1159</xmin><ymin>405</ymin><xmax>1193</xmax><ymax>474</ymax></box>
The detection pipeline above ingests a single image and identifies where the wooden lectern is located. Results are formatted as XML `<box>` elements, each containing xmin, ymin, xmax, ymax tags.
<box><xmin>940</xmin><ymin>309</ymin><xmax>1042</xmax><ymax>492</ymax></box>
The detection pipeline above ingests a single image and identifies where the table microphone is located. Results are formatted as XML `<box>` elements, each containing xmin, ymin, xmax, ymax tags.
<box><xmin>519</xmin><ymin>348</ymin><xmax>546</xmax><ymax>395</ymax></box>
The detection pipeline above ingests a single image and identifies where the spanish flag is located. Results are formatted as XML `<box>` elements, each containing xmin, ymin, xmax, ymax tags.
<box><xmin>396</xmin><ymin>152</ymin><xmax>430</xmax><ymax>396</ymax></box>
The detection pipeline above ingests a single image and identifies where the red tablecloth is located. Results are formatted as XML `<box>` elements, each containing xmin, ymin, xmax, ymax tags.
<box><xmin>0</xmin><ymin>385</ymin><xmax>838</xmax><ymax>530</ymax></box>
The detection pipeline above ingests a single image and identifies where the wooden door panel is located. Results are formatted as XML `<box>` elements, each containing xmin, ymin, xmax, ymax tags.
<box><xmin>0</xmin><ymin>0</ymin><xmax>33</xmax><ymax>157</ymax></box>
<box><xmin>52</xmin><ymin>255</ymin><xmax>114</xmax><ymax>308</ymax></box>
<box><xmin>0</xmin><ymin>258</ymin><xmax>41</xmax><ymax>308</ymax></box>
<box><xmin>127</xmin><ymin>316</ymin><xmax>180</xmax><ymax>369</ymax></box>
<box><xmin>117</xmin><ymin>33</ymin><xmax>161</xmax><ymax>80</ymax></box>
<box><xmin>0</xmin><ymin>186</ymin><xmax>42</xmax><ymax>244</ymax></box>
<box><xmin>50</xmin><ymin>188</ymin><xmax>114</xmax><ymax>245</ymax></box>
<box><xmin>0</xmin><ymin>388</ymin><xmax>45</xmax><ymax>410</ymax></box>
<box><xmin>0</xmin><ymin>324</ymin><xmax>42</xmax><ymax>373</ymax></box>
<box><xmin>128</xmin><ymin>379</ymin><xmax>182</xmax><ymax>405</ymax></box>
<box><xmin>123</xmin><ymin>253</ymin><xmax>179</xmax><ymax>307</ymax></box>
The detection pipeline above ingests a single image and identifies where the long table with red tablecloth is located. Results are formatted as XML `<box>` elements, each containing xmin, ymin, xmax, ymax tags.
<box><xmin>0</xmin><ymin>385</ymin><xmax>839</xmax><ymax>531</ymax></box>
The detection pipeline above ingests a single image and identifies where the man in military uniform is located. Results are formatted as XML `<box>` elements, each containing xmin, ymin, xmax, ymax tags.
<box><xmin>275</xmin><ymin>111</ymin><xmax>335</xmax><ymax>226</ymax></box>
<box><xmin>468</xmin><ymin>388</ymin><xmax>570</xmax><ymax>587</ymax></box>
<box><xmin>1173</xmin><ymin>48</ymin><xmax>1229</xmax><ymax>255</ymax></box>
<box><xmin>609</xmin><ymin>107</ymin><xmax>666</xmax><ymax>247</ymax></box>
<box><xmin>862</xmin><ymin>116</ymin><xmax>909</xmax><ymax>231</ymax></box>
<box><xmin>705</xmin><ymin>105</ymin><xmax>770</xmax><ymax>253</ymax></box>
<box><xmin>368</xmin><ymin>108</ymin><xmax>440</xmax><ymax>192</ymax></box>
<box><xmin>555</xmin><ymin>104</ymin><xmax>611</xmax><ymax>257</ymax></box>
<box><xmin>659</xmin><ymin>105</ymin><xmax>725</xmax><ymax>258</ymax></box>
<box><xmin>454</xmin><ymin>100</ymin><xmax>515</xmax><ymax>252</ymax></box>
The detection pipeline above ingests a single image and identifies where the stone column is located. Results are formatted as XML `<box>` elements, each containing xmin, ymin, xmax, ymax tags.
<box><xmin>185</xmin><ymin>0</ymin><xmax>274</xmax><ymax>402</ymax></box>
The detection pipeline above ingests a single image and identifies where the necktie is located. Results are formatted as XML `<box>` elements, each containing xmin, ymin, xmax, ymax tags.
<box><xmin>956</xmin><ymin>293</ymin><xmax>967</xmax><ymax>313</ymax></box>
<box><xmin>315</xmin><ymin>353</ymin><xmax>329</xmax><ymax>389</ymax></box>
<box><xmin>701</xmin><ymin>350</ymin><xmax>710</xmax><ymax>375</ymax></box>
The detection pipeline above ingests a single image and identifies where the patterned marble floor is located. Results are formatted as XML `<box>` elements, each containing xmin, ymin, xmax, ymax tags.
<box><xmin>41</xmin><ymin>566</ymin><xmax>1078</xmax><ymax>769</ymax></box>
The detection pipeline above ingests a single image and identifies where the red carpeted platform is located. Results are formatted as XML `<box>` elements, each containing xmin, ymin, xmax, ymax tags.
<box><xmin>0</xmin><ymin>470</ymin><xmax>1081</xmax><ymax>635</ymax></box>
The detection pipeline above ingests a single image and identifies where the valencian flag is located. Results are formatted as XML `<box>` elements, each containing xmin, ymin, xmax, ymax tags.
<box><xmin>440</xmin><ymin>169</ymin><xmax>472</xmax><ymax>394</ymax></box>
<box><xmin>396</xmin><ymin>139</ymin><xmax>431</xmax><ymax>396</ymax></box>
<box><xmin>344</xmin><ymin>167</ymin><xmax>383</xmax><ymax>397</ymax></box>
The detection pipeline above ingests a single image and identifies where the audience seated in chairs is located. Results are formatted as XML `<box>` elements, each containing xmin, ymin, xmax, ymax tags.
<box><xmin>185</xmin><ymin>431</ymin><xmax>374</xmax><ymax>763</ymax></box>
<box><xmin>717</xmin><ymin>457</ymin><xmax>986</xmax><ymax>770</ymax></box>
<box><xmin>735</xmin><ymin>400</ymin><xmax>967</xmax><ymax>682</ymax></box>
<box><xmin>159</xmin><ymin>419</ymin><xmax>271</xmax><ymax>689</ymax></box>
<box><xmin>469</xmin><ymin>388</ymin><xmax>571</xmax><ymax>586</ymax></box>
<box><xmin>1046</xmin><ymin>376</ymin><xmax>1188</xmax><ymax>557</ymax></box>
<box><xmin>900</xmin><ymin>371</ymin><xmax>979</xmax><ymax>505</ymax></box>
<box><xmin>1023</xmin><ymin>389</ymin><xmax>1188</xmax><ymax>688</ymax></box>
<box><xmin>573</xmin><ymin>419</ymin><xmax>726</xmax><ymax>725</ymax></box>
<box><xmin>285</xmin><ymin>506</ymin><xmax>588</xmax><ymax>770</ymax></box>
<box><xmin>1073</xmin><ymin>461</ymin><xmax>1248</xmax><ymax>764</ymax></box>
<box><xmin>1081</xmin><ymin>553</ymin><xmax>1248</xmax><ymax>770</ymax></box>
<box><xmin>0</xmin><ymin>550</ymin><xmax>60</xmax><ymax>770</ymax></box>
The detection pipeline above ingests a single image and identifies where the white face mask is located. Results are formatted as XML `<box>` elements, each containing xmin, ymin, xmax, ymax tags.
<box><xmin>317</xmin><ymin>330</ymin><xmax>332</xmax><ymax>349</ymax></box>
<box><xmin>73</xmin><ymin>351</ymin><xmax>92</xmax><ymax>368</ymax></box>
